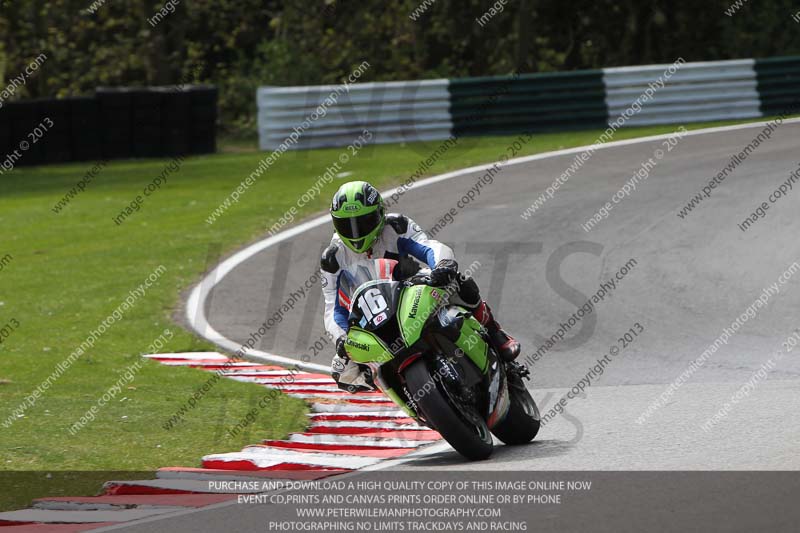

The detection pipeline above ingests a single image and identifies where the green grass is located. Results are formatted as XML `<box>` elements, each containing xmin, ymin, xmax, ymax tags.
<box><xmin>0</xmin><ymin>116</ymin><xmax>786</xmax><ymax>509</ymax></box>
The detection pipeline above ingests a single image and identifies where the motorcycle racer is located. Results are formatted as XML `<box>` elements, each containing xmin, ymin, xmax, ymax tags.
<box><xmin>320</xmin><ymin>181</ymin><xmax>520</xmax><ymax>392</ymax></box>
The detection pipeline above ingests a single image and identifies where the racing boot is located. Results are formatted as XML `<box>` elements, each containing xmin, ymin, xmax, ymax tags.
<box><xmin>472</xmin><ymin>301</ymin><xmax>520</xmax><ymax>362</ymax></box>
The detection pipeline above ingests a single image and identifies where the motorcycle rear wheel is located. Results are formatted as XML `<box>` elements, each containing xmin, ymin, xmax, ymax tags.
<box><xmin>404</xmin><ymin>359</ymin><xmax>494</xmax><ymax>461</ymax></box>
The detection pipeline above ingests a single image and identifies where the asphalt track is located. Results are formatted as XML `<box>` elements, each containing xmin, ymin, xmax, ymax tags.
<box><xmin>197</xmin><ymin>120</ymin><xmax>800</xmax><ymax>383</ymax></box>
<box><xmin>127</xmin><ymin>120</ymin><xmax>800</xmax><ymax>531</ymax></box>
<box><xmin>195</xmin><ymin>119</ymin><xmax>800</xmax><ymax>462</ymax></box>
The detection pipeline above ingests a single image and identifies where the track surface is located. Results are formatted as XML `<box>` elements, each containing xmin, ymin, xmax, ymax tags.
<box><xmin>205</xmin><ymin>121</ymin><xmax>800</xmax><ymax>386</ymax></box>
<box><xmin>203</xmin><ymin>122</ymin><xmax>800</xmax><ymax>460</ymax></box>
<box><xmin>116</xmin><ymin>122</ymin><xmax>800</xmax><ymax>531</ymax></box>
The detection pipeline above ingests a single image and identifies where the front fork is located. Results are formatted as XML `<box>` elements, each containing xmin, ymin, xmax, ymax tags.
<box><xmin>370</xmin><ymin>363</ymin><xmax>423</xmax><ymax>421</ymax></box>
<box><xmin>373</xmin><ymin>312</ymin><xmax>520</xmax><ymax>427</ymax></box>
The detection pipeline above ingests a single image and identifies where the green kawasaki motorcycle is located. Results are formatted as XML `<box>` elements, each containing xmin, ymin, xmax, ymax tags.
<box><xmin>342</xmin><ymin>259</ymin><xmax>540</xmax><ymax>460</ymax></box>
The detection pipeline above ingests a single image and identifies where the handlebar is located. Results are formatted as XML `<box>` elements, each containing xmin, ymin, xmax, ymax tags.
<box><xmin>404</xmin><ymin>273</ymin><xmax>432</xmax><ymax>287</ymax></box>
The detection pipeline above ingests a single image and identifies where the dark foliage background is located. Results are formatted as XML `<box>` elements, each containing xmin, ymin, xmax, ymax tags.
<box><xmin>1</xmin><ymin>0</ymin><xmax>798</xmax><ymax>135</ymax></box>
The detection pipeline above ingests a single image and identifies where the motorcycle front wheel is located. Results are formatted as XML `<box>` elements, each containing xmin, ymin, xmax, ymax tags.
<box><xmin>404</xmin><ymin>358</ymin><xmax>493</xmax><ymax>461</ymax></box>
<box><xmin>490</xmin><ymin>369</ymin><xmax>540</xmax><ymax>445</ymax></box>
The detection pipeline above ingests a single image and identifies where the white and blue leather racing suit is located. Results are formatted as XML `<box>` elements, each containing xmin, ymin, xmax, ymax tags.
<box><xmin>320</xmin><ymin>214</ymin><xmax>454</xmax><ymax>342</ymax></box>
<box><xmin>320</xmin><ymin>213</ymin><xmax>520</xmax><ymax>391</ymax></box>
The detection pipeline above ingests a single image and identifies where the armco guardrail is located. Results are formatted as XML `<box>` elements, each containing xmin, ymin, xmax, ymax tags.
<box><xmin>256</xmin><ymin>56</ymin><xmax>800</xmax><ymax>151</ymax></box>
<box><xmin>257</xmin><ymin>79</ymin><xmax>450</xmax><ymax>150</ymax></box>
<box><xmin>450</xmin><ymin>70</ymin><xmax>608</xmax><ymax>136</ymax></box>
<box><xmin>603</xmin><ymin>59</ymin><xmax>761</xmax><ymax>126</ymax></box>
<box><xmin>755</xmin><ymin>56</ymin><xmax>800</xmax><ymax>116</ymax></box>
<box><xmin>0</xmin><ymin>85</ymin><xmax>217</xmax><ymax>166</ymax></box>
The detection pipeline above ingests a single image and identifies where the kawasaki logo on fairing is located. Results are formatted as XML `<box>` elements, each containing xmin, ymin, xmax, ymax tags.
<box><xmin>347</xmin><ymin>339</ymin><xmax>369</xmax><ymax>351</ymax></box>
<box><xmin>408</xmin><ymin>289</ymin><xmax>422</xmax><ymax>319</ymax></box>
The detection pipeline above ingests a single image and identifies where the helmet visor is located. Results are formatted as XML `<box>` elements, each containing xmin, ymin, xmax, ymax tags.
<box><xmin>332</xmin><ymin>210</ymin><xmax>382</xmax><ymax>240</ymax></box>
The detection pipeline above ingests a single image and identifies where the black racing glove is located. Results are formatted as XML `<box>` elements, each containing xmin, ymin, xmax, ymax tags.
<box><xmin>331</xmin><ymin>335</ymin><xmax>350</xmax><ymax>389</ymax></box>
<box><xmin>335</xmin><ymin>335</ymin><xmax>349</xmax><ymax>360</ymax></box>
<box><xmin>332</xmin><ymin>335</ymin><xmax>376</xmax><ymax>393</ymax></box>
<box><xmin>429</xmin><ymin>259</ymin><xmax>459</xmax><ymax>287</ymax></box>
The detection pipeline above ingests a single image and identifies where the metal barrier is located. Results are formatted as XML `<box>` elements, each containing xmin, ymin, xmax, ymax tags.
<box><xmin>755</xmin><ymin>56</ymin><xmax>800</xmax><ymax>115</ymax></box>
<box><xmin>449</xmin><ymin>70</ymin><xmax>608</xmax><ymax>136</ymax></box>
<box><xmin>603</xmin><ymin>59</ymin><xmax>762</xmax><ymax>126</ymax></box>
<box><xmin>256</xmin><ymin>56</ymin><xmax>800</xmax><ymax>150</ymax></box>
<box><xmin>257</xmin><ymin>79</ymin><xmax>450</xmax><ymax>150</ymax></box>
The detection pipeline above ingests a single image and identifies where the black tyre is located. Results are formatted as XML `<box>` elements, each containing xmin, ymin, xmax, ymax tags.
<box><xmin>404</xmin><ymin>359</ymin><xmax>494</xmax><ymax>461</ymax></box>
<box><xmin>491</xmin><ymin>375</ymin><xmax>540</xmax><ymax>445</ymax></box>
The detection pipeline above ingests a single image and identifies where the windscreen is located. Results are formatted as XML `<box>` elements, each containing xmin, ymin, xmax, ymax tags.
<box><xmin>341</xmin><ymin>260</ymin><xmax>401</xmax><ymax>332</ymax></box>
